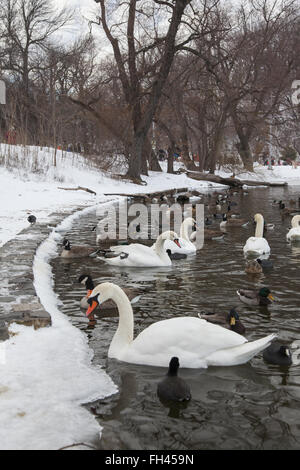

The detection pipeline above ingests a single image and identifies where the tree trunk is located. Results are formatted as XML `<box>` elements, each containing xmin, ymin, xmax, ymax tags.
<box><xmin>167</xmin><ymin>145</ymin><xmax>174</xmax><ymax>173</ymax></box>
<box><xmin>149</xmin><ymin>148</ymin><xmax>162</xmax><ymax>171</ymax></box>
<box><xmin>206</xmin><ymin>107</ymin><xmax>228</xmax><ymax>173</ymax></box>
<box><xmin>236</xmin><ymin>139</ymin><xmax>254</xmax><ymax>171</ymax></box>
<box><xmin>230</xmin><ymin>105</ymin><xmax>254</xmax><ymax>172</ymax></box>
<box><xmin>144</xmin><ymin>138</ymin><xmax>162</xmax><ymax>172</ymax></box>
<box><xmin>155</xmin><ymin>118</ymin><xmax>175</xmax><ymax>173</ymax></box>
<box><xmin>127</xmin><ymin>132</ymin><xmax>146</xmax><ymax>179</ymax></box>
<box><xmin>180</xmin><ymin>130</ymin><xmax>198</xmax><ymax>171</ymax></box>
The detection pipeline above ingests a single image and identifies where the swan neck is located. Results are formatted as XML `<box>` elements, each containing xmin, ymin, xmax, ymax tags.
<box><xmin>255</xmin><ymin>215</ymin><xmax>264</xmax><ymax>238</ymax></box>
<box><xmin>108</xmin><ymin>285</ymin><xmax>134</xmax><ymax>356</ymax></box>
<box><xmin>154</xmin><ymin>234</ymin><xmax>170</xmax><ymax>262</ymax></box>
<box><xmin>180</xmin><ymin>220</ymin><xmax>190</xmax><ymax>241</ymax></box>
<box><xmin>292</xmin><ymin>215</ymin><xmax>300</xmax><ymax>228</ymax></box>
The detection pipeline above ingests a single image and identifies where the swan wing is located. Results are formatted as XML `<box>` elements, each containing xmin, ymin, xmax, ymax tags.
<box><xmin>287</xmin><ymin>227</ymin><xmax>300</xmax><ymax>241</ymax></box>
<box><xmin>110</xmin><ymin>243</ymin><xmax>153</xmax><ymax>255</ymax></box>
<box><xmin>120</xmin><ymin>317</ymin><xmax>247</xmax><ymax>368</ymax></box>
<box><xmin>206</xmin><ymin>333</ymin><xmax>277</xmax><ymax>366</ymax></box>
<box><xmin>243</xmin><ymin>237</ymin><xmax>270</xmax><ymax>254</ymax></box>
<box><xmin>103</xmin><ymin>244</ymin><xmax>168</xmax><ymax>267</ymax></box>
<box><xmin>164</xmin><ymin>238</ymin><xmax>196</xmax><ymax>255</ymax></box>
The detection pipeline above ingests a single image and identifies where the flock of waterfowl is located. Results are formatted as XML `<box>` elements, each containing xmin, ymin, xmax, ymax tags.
<box><xmin>58</xmin><ymin>189</ymin><xmax>300</xmax><ymax>402</ymax></box>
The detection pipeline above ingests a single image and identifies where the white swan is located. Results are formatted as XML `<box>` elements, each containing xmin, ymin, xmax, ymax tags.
<box><xmin>243</xmin><ymin>213</ymin><xmax>270</xmax><ymax>256</ymax></box>
<box><xmin>99</xmin><ymin>230</ymin><xmax>180</xmax><ymax>267</ymax></box>
<box><xmin>86</xmin><ymin>282</ymin><xmax>277</xmax><ymax>368</ymax></box>
<box><xmin>287</xmin><ymin>215</ymin><xmax>300</xmax><ymax>242</ymax></box>
<box><xmin>163</xmin><ymin>218</ymin><xmax>197</xmax><ymax>255</ymax></box>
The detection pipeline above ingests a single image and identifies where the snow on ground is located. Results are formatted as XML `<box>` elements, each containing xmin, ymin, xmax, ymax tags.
<box><xmin>217</xmin><ymin>162</ymin><xmax>300</xmax><ymax>186</ymax></box>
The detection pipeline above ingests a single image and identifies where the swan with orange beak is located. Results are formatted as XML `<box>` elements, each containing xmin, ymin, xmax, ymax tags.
<box><xmin>96</xmin><ymin>230</ymin><xmax>182</xmax><ymax>267</ymax></box>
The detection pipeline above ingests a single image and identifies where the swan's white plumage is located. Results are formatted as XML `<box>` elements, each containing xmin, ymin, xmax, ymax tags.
<box><xmin>101</xmin><ymin>231</ymin><xmax>178</xmax><ymax>267</ymax></box>
<box><xmin>119</xmin><ymin>317</ymin><xmax>246</xmax><ymax>368</ymax></box>
<box><xmin>243</xmin><ymin>213</ymin><xmax>270</xmax><ymax>256</ymax></box>
<box><xmin>287</xmin><ymin>215</ymin><xmax>300</xmax><ymax>242</ymax></box>
<box><xmin>243</xmin><ymin>236</ymin><xmax>270</xmax><ymax>256</ymax></box>
<box><xmin>89</xmin><ymin>282</ymin><xmax>277</xmax><ymax>368</ymax></box>
<box><xmin>163</xmin><ymin>218</ymin><xmax>196</xmax><ymax>255</ymax></box>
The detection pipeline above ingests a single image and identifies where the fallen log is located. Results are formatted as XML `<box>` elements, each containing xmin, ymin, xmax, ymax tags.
<box><xmin>103</xmin><ymin>187</ymin><xmax>193</xmax><ymax>199</ymax></box>
<box><xmin>58</xmin><ymin>186</ymin><xmax>97</xmax><ymax>195</ymax></box>
<box><xmin>184</xmin><ymin>171</ymin><xmax>288</xmax><ymax>187</ymax></box>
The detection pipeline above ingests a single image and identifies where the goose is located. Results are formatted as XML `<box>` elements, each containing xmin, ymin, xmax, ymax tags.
<box><xmin>263</xmin><ymin>342</ymin><xmax>292</xmax><ymax>366</ymax></box>
<box><xmin>97</xmin><ymin>231</ymin><xmax>181</xmax><ymax>267</ymax></box>
<box><xmin>286</xmin><ymin>215</ymin><xmax>300</xmax><ymax>242</ymax></box>
<box><xmin>227</xmin><ymin>205</ymin><xmax>241</xmax><ymax>218</ymax></box>
<box><xmin>213</xmin><ymin>213</ymin><xmax>223</xmax><ymax>220</ymax></box>
<box><xmin>78</xmin><ymin>274</ymin><xmax>141</xmax><ymax>311</ymax></box>
<box><xmin>237</xmin><ymin>287</ymin><xmax>274</xmax><ymax>306</ymax></box>
<box><xmin>279</xmin><ymin>201</ymin><xmax>300</xmax><ymax>217</ymax></box>
<box><xmin>163</xmin><ymin>218</ymin><xmax>196</xmax><ymax>255</ymax></box>
<box><xmin>60</xmin><ymin>239</ymin><xmax>100</xmax><ymax>258</ymax></box>
<box><xmin>245</xmin><ymin>259</ymin><xmax>263</xmax><ymax>274</ymax></box>
<box><xmin>220</xmin><ymin>214</ymin><xmax>249</xmax><ymax>228</ymax></box>
<box><xmin>204</xmin><ymin>229</ymin><xmax>225</xmax><ymax>240</ymax></box>
<box><xmin>85</xmin><ymin>282</ymin><xmax>277</xmax><ymax>368</ymax></box>
<box><xmin>190</xmin><ymin>228</ymin><xmax>225</xmax><ymax>242</ymax></box>
<box><xmin>157</xmin><ymin>357</ymin><xmax>191</xmax><ymax>402</ymax></box>
<box><xmin>198</xmin><ymin>308</ymin><xmax>246</xmax><ymax>336</ymax></box>
<box><xmin>27</xmin><ymin>215</ymin><xmax>36</xmax><ymax>225</ymax></box>
<box><xmin>243</xmin><ymin>214</ymin><xmax>270</xmax><ymax>256</ymax></box>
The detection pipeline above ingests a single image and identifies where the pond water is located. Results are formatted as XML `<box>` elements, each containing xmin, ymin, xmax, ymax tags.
<box><xmin>51</xmin><ymin>185</ymin><xmax>300</xmax><ymax>450</ymax></box>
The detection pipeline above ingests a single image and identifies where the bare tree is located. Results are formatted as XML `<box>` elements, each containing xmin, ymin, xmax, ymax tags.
<box><xmin>0</xmin><ymin>0</ymin><xmax>73</xmax><ymax>141</ymax></box>
<box><xmin>89</xmin><ymin>0</ymin><xmax>199</xmax><ymax>181</ymax></box>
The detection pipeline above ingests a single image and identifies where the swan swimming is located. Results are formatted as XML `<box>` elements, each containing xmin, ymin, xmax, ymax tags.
<box><xmin>243</xmin><ymin>214</ymin><xmax>270</xmax><ymax>256</ymax></box>
<box><xmin>286</xmin><ymin>215</ymin><xmax>300</xmax><ymax>242</ymax></box>
<box><xmin>98</xmin><ymin>231</ymin><xmax>181</xmax><ymax>267</ymax></box>
<box><xmin>162</xmin><ymin>218</ymin><xmax>197</xmax><ymax>255</ymax></box>
<box><xmin>86</xmin><ymin>282</ymin><xmax>277</xmax><ymax>368</ymax></box>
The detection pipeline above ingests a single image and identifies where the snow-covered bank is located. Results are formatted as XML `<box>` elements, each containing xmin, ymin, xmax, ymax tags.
<box><xmin>217</xmin><ymin>163</ymin><xmax>300</xmax><ymax>186</ymax></box>
<box><xmin>0</xmin><ymin>144</ymin><xmax>219</xmax><ymax>248</ymax></box>
<box><xmin>0</xmin><ymin>205</ymin><xmax>118</xmax><ymax>450</ymax></box>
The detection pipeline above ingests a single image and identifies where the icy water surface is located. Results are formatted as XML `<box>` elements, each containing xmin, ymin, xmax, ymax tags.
<box><xmin>51</xmin><ymin>185</ymin><xmax>300</xmax><ymax>450</ymax></box>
